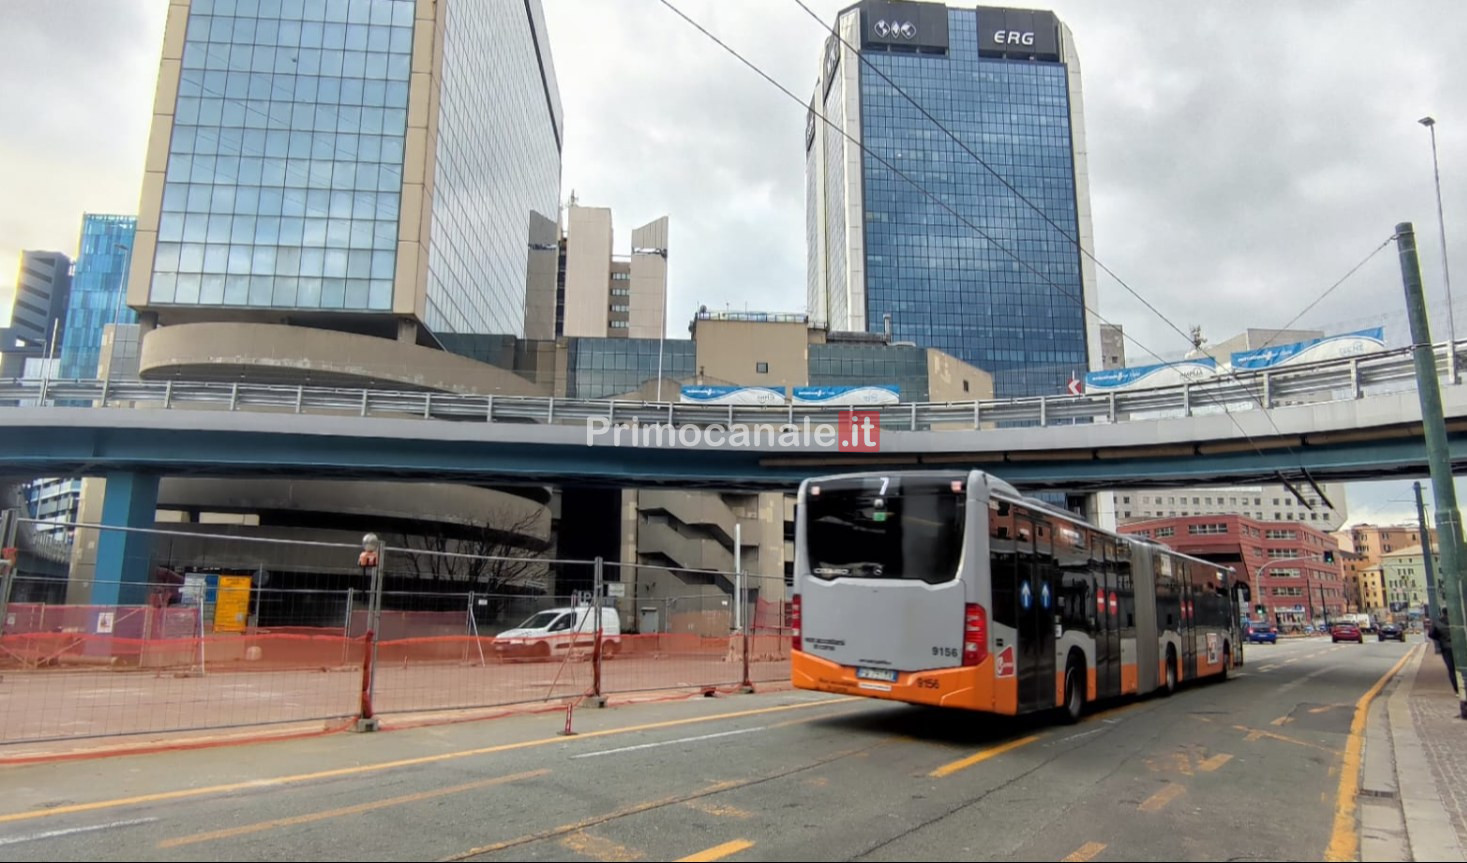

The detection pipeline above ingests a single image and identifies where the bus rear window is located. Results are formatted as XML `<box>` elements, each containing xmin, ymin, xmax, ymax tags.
<box><xmin>804</xmin><ymin>487</ymin><xmax>964</xmax><ymax>584</ymax></box>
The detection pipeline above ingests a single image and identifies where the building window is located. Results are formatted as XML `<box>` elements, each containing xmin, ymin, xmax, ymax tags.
<box><xmin>1188</xmin><ymin>523</ymin><xmax>1229</xmax><ymax>535</ymax></box>
<box><xmin>963</xmin><ymin>380</ymin><xmax>970</xmax><ymax>393</ymax></box>
<box><xmin>756</xmin><ymin>362</ymin><xmax>769</xmax><ymax>373</ymax></box>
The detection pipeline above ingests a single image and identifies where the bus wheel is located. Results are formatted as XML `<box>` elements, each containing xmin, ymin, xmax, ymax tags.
<box><xmin>1219</xmin><ymin>645</ymin><xmax>1230</xmax><ymax>682</ymax></box>
<box><xmin>1162</xmin><ymin>647</ymin><xmax>1178</xmax><ymax>696</ymax></box>
<box><xmin>1062</xmin><ymin>660</ymin><xmax>1085</xmax><ymax>724</ymax></box>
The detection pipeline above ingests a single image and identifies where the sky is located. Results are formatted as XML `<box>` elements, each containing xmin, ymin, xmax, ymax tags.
<box><xmin>1</xmin><ymin>0</ymin><xmax>1465</xmax><ymax>524</ymax></box>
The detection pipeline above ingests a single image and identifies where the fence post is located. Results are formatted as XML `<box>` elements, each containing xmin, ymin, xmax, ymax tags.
<box><xmin>0</xmin><ymin>509</ymin><xmax>17</xmax><ymax>637</ymax></box>
<box><xmin>355</xmin><ymin>533</ymin><xmax>383</xmax><ymax>732</ymax></box>
<box><xmin>591</xmin><ymin>556</ymin><xmax>606</xmax><ymax>706</ymax></box>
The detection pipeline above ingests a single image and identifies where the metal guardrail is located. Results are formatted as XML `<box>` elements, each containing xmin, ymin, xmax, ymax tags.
<box><xmin>0</xmin><ymin>341</ymin><xmax>1459</xmax><ymax>434</ymax></box>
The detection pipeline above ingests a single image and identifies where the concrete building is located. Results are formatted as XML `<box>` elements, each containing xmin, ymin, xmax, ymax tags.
<box><xmin>1381</xmin><ymin>544</ymin><xmax>1438</xmax><ymax>623</ymax></box>
<box><xmin>1122</xmin><ymin>514</ymin><xmax>1346</xmax><ymax>630</ymax></box>
<box><xmin>1359</xmin><ymin>565</ymin><xmax>1387</xmax><ymax>619</ymax></box>
<box><xmin>806</xmin><ymin>1</ymin><xmax>1097</xmax><ymax>397</ymax></box>
<box><xmin>1117</xmin><ymin>484</ymin><xmax>1349</xmax><ymax>531</ymax></box>
<box><xmin>128</xmin><ymin>0</ymin><xmax>563</xmax><ymax>374</ymax></box>
<box><xmin>540</xmin><ymin>202</ymin><xmax>670</xmax><ymax>341</ymax></box>
<box><xmin>1338</xmin><ymin>548</ymin><xmax>1369</xmax><ymax>614</ymax></box>
<box><xmin>1099</xmin><ymin>323</ymin><xmax>1125</xmax><ymax>370</ymax></box>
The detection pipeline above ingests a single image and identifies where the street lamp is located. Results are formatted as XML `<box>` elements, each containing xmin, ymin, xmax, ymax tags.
<box><xmin>1251</xmin><ymin>557</ymin><xmax>1336</xmax><ymax>631</ymax></box>
<box><xmin>1420</xmin><ymin>117</ymin><xmax>1457</xmax><ymax>377</ymax></box>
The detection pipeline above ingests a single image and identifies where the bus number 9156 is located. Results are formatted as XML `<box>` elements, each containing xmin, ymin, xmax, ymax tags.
<box><xmin>932</xmin><ymin>646</ymin><xmax>959</xmax><ymax>658</ymax></box>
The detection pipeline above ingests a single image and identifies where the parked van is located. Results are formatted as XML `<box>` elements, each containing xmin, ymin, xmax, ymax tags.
<box><xmin>492</xmin><ymin>605</ymin><xmax>622</xmax><ymax>660</ymax></box>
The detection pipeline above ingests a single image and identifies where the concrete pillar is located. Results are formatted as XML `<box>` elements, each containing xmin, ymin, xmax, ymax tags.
<box><xmin>91</xmin><ymin>472</ymin><xmax>160</xmax><ymax>606</ymax></box>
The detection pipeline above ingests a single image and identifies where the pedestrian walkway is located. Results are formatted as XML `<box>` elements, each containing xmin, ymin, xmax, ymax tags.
<box><xmin>1409</xmin><ymin>644</ymin><xmax>1467</xmax><ymax>853</ymax></box>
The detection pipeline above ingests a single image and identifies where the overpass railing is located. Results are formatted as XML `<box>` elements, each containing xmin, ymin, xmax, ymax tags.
<box><xmin>0</xmin><ymin>341</ymin><xmax>1459</xmax><ymax>433</ymax></box>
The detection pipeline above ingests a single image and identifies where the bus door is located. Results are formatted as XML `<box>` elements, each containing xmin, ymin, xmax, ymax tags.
<box><xmin>1180</xmin><ymin>564</ymin><xmax>1198</xmax><ymax>679</ymax></box>
<box><xmin>1097</xmin><ymin>539</ymin><xmax>1121</xmax><ymax>699</ymax></box>
<box><xmin>1016</xmin><ymin>511</ymin><xmax>1057</xmax><ymax>713</ymax></box>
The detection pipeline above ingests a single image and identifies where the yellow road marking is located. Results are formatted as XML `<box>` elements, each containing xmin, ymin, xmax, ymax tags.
<box><xmin>683</xmin><ymin>800</ymin><xmax>754</xmax><ymax>819</ymax></box>
<box><xmin>1325</xmin><ymin>646</ymin><xmax>1418</xmax><ymax>862</ymax></box>
<box><xmin>0</xmin><ymin>697</ymin><xmax>857</xmax><ymax>826</ymax></box>
<box><xmin>561</xmin><ymin>830</ymin><xmax>645</xmax><ymax>862</ymax></box>
<box><xmin>1270</xmin><ymin>715</ymin><xmax>1294</xmax><ymax>726</ymax></box>
<box><xmin>1062</xmin><ymin>841</ymin><xmax>1107</xmax><ymax>862</ymax></box>
<box><xmin>677</xmin><ymin>839</ymin><xmax>754</xmax><ymax>862</ymax></box>
<box><xmin>1139</xmin><ymin>782</ymin><xmax>1185</xmax><ymax>812</ymax></box>
<box><xmin>1235</xmin><ymin>725</ymin><xmax>1341</xmax><ymax>753</ymax></box>
<box><xmin>1309</xmin><ymin>704</ymin><xmax>1342</xmax><ymax>714</ymax></box>
<box><xmin>929</xmin><ymin>735</ymin><xmax>1041</xmax><ymax>778</ymax></box>
<box><xmin>158</xmin><ymin>769</ymin><xmax>546</xmax><ymax>848</ymax></box>
<box><xmin>1198</xmin><ymin>753</ymin><xmax>1232</xmax><ymax>772</ymax></box>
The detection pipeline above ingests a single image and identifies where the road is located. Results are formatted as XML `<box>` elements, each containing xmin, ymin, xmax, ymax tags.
<box><xmin>0</xmin><ymin>636</ymin><xmax>1414</xmax><ymax>862</ymax></box>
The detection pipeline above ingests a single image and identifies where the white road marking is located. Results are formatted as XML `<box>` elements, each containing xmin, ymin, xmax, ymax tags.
<box><xmin>571</xmin><ymin>727</ymin><xmax>766</xmax><ymax>758</ymax></box>
<box><xmin>0</xmin><ymin>817</ymin><xmax>159</xmax><ymax>846</ymax></box>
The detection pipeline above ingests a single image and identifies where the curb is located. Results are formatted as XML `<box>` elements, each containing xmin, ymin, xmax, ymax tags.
<box><xmin>1389</xmin><ymin>646</ymin><xmax>1466</xmax><ymax>862</ymax></box>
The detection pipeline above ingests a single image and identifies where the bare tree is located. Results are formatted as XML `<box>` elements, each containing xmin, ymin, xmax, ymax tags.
<box><xmin>387</xmin><ymin>506</ymin><xmax>551</xmax><ymax>597</ymax></box>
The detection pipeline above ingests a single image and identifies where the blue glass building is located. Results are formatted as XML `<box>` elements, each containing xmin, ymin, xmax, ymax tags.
<box><xmin>807</xmin><ymin>1</ymin><xmax>1098</xmax><ymax>399</ymax></box>
<box><xmin>59</xmin><ymin>215</ymin><xmax>137</xmax><ymax>380</ymax></box>
<box><xmin>139</xmin><ymin>0</ymin><xmax>561</xmax><ymax>344</ymax></box>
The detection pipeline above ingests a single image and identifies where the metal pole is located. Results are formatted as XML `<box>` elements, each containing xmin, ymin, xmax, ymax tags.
<box><xmin>592</xmin><ymin>556</ymin><xmax>604</xmax><ymax>700</ymax></box>
<box><xmin>1415</xmin><ymin>481</ymin><xmax>1442</xmax><ymax>622</ymax></box>
<box><xmin>1423</xmin><ymin>119</ymin><xmax>1457</xmax><ymax>382</ymax></box>
<box><xmin>366</xmin><ymin>544</ymin><xmax>384</xmax><ymax>716</ymax></box>
<box><xmin>734</xmin><ymin>523</ymin><xmax>742</xmax><ymax>633</ymax></box>
<box><xmin>1397</xmin><ymin>221</ymin><xmax>1467</xmax><ymax>716</ymax></box>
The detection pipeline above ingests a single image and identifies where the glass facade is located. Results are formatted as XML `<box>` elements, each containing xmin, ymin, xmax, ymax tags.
<box><xmin>808</xmin><ymin>343</ymin><xmax>929</xmax><ymax>402</ymax></box>
<box><xmin>567</xmin><ymin>338</ymin><xmax>695</xmax><ymax>399</ymax></box>
<box><xmin>859</xmin><ymin>9</ymin><xmax>1086</xmax><ymax>399</ymax></box>
<box><xmin>154</xmin><ymin>0</ymin><xmax>416</xmax><ymax>312</ymax></box>
<box><xmin>425</xmin><ymin>0</ymin><xmax>563</xmax><ymax>337</ymax></box>
<box><xmin>59</xmin><ymin>215</ymin><xmax>137</xmax><ymax>379</ymax></box>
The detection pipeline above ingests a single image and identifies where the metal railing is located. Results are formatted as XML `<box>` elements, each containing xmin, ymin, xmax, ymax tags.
<box><xmin>0</xmin><ymin>341</ymin><xmax>1459</xmax><ymax>433</ymax></box>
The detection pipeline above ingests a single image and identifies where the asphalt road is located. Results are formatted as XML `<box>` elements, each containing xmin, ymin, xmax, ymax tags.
<box><xmin>0</xmin><ymin>635</ymin><xmax>1416</xmax><ymax>862</ymax></box>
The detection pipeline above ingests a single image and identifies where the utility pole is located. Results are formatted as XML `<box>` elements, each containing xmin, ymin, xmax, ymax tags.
<box><xmin>1397</xmin><ymin>221</ymin><xmax>1467</xmax><ymax>717</ymax></box>
<box><xmin>1414</xmin><ymin>481</ymin><xmax>1442</xmax><ymax>622</ymax></box>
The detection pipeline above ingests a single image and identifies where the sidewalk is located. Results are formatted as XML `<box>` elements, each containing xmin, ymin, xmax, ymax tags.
<box><xmin>1362</xmin><ymin>642</ymin><xmax>1467</xmax><ymax>862</ymax></box>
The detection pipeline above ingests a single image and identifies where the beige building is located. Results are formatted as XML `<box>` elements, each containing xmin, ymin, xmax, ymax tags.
<box><xmin>548</xmin><ymin>202</ymin><xmax>669</xmax><ymax>341</ymax></box>
<box><xmin>1359</xmin><ymin>565</ymin><xmax>1387</xmax><ymax>618</ymax></box>
<box><xmin>1381</xmin><ymin>544</ymin><xmax>1439</xmax><ymax>619</ymax></box>
<box><xmin>1117</xmin><ymin>483</ymin><xmax>1349</xmax><ymax>530</ymax></box>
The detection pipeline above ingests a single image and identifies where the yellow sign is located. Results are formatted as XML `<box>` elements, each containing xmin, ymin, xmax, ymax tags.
<box><xmin>214</xmin><ymin>575</ymin><xmax>253</xmax><ymax>633</ymax></box>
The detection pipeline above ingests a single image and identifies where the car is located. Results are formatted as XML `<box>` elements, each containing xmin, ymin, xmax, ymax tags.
<box><xmin>1331</xmin><ymin>623</ymin><xmax>1363</xmax><ymax>643</ymax></box>
<box><xmin>1246</xmin><ymin>622</ymin><xmax>1278</xmax><ymax>644</ymax></box>
<box><xmin>1377</xmin><ymin>623</ymin><xmax>1405</xmax><ymax>642</ymax></box>
<box><xmin>492</xmin><ymin>605</ymin><xmax>623</xmax><ymax>660</ymax></box>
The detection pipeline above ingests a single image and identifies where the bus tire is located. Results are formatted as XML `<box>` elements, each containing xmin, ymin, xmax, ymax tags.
<box><xmin>1218</xmin><ymin>644</ymin><xmax>1230</xmax><ymax>681</ymax></box>
<box><xmin>1062</xmin><ymin>659</ymin><xmax>1085</xmax><ymax>725</ymax></box>
<box><xmin>1162</xmin><ymin>646</ymin><xmax>1178</xmax><ymax>696</ymax></box>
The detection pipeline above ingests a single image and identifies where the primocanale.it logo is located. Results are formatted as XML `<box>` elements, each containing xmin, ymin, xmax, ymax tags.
<box><xmin>585</xmin><ymin>411</ymin><xmax>881</xmax><ymax>452</ymax></box>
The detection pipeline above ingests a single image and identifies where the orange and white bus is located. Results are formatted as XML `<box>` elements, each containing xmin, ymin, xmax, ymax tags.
<box><xmin>791</xmin><ymin>470</ymin><xmax>1246</xmax><ymax>722</ymax></box>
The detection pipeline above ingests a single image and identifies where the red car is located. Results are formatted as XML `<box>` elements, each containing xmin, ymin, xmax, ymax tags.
<box><xmin>1331</xmin><ymin>623</ymin><xmax>1363</xmax><ymax>643</ymax></box>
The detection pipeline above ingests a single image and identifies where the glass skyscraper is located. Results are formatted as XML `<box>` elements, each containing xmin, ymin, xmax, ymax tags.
<box><xmin>807</xmin><ymin>1</ymin><xmax>1098</xmax><ymax>398</ymax></box>
<box><xmin>132</xmin><ymin>0</ymin><xmax>561</xmax><ymax>345</ymax></box>
<box><xmin>59</xmin><ymin>214</ymin><xmax>138</xmax><ymax>380</ymax></box>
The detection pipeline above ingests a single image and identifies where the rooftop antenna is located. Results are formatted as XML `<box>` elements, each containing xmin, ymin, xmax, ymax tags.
<box><xmin>1189</xmin><ymin>325</ymin><xmax>1205</xmax><ymax>349</ymax></box>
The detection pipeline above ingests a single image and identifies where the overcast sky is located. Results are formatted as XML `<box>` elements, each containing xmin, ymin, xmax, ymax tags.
<box><xmin>1</xmin><ymin>0</ymin><xmax>1465</xmax><ymax>523</ymax></box>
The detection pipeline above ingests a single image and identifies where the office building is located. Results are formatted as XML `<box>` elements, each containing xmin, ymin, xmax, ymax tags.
<box><xmin>1117</xmin><ymin>484</ymin><xmax>1349</xmax><ymax>531</ymax></box>
<box><xmin>1122</xmin><ymin>514</ymin><xmax>1346</xmax><ymax>629</ymax></box>
<box><xmin>806</xmin><ymin>1</ymin><xmax>1096</xmax><ymax>397</ymax></box>
<box><xmin>540</xmin><ymin>202</ymin><xmax>670</xmax><ymax>341</ymax></box>
<box><xmin>1336</xmin><ymin>523</ymin><xmax>1437</xmax><ymax>563</ymax></box>
<box><xmin>1</xmin><ymin>251</ymin><xmax>73</xmax><ymax>377</ymax></box>
<box><xmin>1381</xmin><ymin>545</ymin><xmax>1438</xmax><ymax>621</ymax></box>
<box><xmin>59</xmin><ymin>215</ymin><xmax>138</xmax><ymax>380</ymax></box>
<box><xmin>128</xmin><ymin>0</ymin><xmax>563</xmax><ymax>379</ymax></box>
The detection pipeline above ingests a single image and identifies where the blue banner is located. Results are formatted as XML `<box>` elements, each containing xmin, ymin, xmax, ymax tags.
<box><xmin>679</xmin><ymin>386</ymin><xmax>787</xmax><ymax>406</ymax></box>
<box><xmin>1230</xmin><ymin>327</ymin><xmax>1386</xmax><ymax>371</ymax></box>
<box><xmin>1083</xmin><ymin>358</ymin><xmax>1218</xmax><ymax>393</ymax></box>
<box><xmin>791</xmin><ymin>385</ymin><xmax>900</xmax><ymax>406</ymax></box>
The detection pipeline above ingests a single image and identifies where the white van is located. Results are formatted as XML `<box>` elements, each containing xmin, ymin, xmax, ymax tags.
<box><xmin>492</xmin><ymin>605</ymin><xmax>622</xmax><ymax>660</ymax></box>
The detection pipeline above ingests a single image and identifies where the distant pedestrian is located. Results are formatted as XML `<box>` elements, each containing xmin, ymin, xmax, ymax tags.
<box><xmin>1427</xmin><ymin>608</ymin><xmax>1458</xmax><ymax>694</ymax></box>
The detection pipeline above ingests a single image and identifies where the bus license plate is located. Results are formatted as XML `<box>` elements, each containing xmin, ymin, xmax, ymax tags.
<box><xmin>857</xmin><ymin>667</ymin><xmax>898</xmax><ymax>682</ymax></box>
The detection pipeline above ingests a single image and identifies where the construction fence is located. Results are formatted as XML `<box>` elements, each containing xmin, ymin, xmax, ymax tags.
<box><xmin>0</xmin><ymin>519</ymin><xmax>793</xmax><ymax>746</ymax></box>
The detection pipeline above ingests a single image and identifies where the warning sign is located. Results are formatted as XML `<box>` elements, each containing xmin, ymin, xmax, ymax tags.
<box><xmin>1206</xmin><ymin>632</ymin><xmax>1220</xmax><ymax>665</ymax></box>
<box><xmin>96</xmin><ymin>611</ymin><xmax>115</xmax><ymax>634</ymax></box>
<box><xmin>996</xmin><ymin>646</ymin><xmax>1016</xmax><ymax>678</ymax></box>
<box><xmin>214</xmin><ymin>575</ymin><xmax>252</xmax><ymax>633</ymax></box>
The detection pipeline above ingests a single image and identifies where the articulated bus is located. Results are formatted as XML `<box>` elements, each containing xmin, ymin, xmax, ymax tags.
<box><xmin>791</xmin><ymin>470</ymin><xmax>1247</xmax><ymax>722</ymax></box>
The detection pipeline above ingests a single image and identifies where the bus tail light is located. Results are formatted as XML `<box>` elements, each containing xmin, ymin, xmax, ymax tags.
<box><xmin>792</xmin><ymin>594</ymin><xmax>802</xmax><ymax>652</ymax></box>
<box><xmin>963</xmin><ymin>603</ymin><xmax>988</xmax><ymax>666</ymax></box>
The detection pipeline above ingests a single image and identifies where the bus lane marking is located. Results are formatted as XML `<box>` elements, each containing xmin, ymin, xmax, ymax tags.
<box><xmin>1062</xmin><ymin>841</ymin><xmax>1107</xmax><ymax>862</ymax></box>
<box><xmin>929</xmin><ymin>735</ymin><xmax>1041</xmax><ymax>778</ymax></box>
<box><xmin>1138</xmin><ymin>782</ymin><xmax>1185</xmax><ymax>812</ymax></box>
<box><xmin>677</xmin><ymin>839</ymin><xmax>754</xmax><ymax>861</ymax></box>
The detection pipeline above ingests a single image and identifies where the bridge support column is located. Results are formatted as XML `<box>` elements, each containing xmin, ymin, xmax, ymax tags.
<box><xmin>91</xmin><ymin>472</ymin><xmax>160</xmax><ymax>606</ymax></box>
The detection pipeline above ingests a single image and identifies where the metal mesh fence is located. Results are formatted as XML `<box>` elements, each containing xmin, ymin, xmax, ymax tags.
<box><xmin>0</xmin><ymin>518</ymin><xmax>795</xmax><ymax>745</ymax></box>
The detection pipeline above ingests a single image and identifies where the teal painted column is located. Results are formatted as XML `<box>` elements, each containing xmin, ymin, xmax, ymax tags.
<box><xmin>91</xmin><ymin>472</ymin><xmax>160</xmax><ymax>606</ymax></box>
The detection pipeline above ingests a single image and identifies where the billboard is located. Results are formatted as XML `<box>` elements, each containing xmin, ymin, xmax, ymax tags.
<box><xmin>1083</xmin><ymin>358</ymin><xmax>1219</xmax><ymax>393</ymax></box>
<box><xmin>679</xmin><ymin>386</ymin><xmax>787</xmax><ymax>406</ymax></box>
<box><xmin>861</xmin><ymin>0</ymin><xmax>951</xmax><ymax>51</ymax></box>
<box><xmin>791</xmin><ymin>385</ymin><xmax>900</xmax><ymax>406</ymax></box>
<box><xmin>1229</xmin><ymin>327</ymin><xmax>1386</xmax><ymax>371</ymax></box>
<box><xmin>977</xmin><ymin>7</ymin><xmax>1061</xmax><ymax>61</ymax></box>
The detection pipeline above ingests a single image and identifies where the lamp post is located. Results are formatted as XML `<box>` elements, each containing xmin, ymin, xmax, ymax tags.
<box><xmin>1420</xmin><ymin>117</ymin><xmax>1458</xmax><ymax>380</ymax></box>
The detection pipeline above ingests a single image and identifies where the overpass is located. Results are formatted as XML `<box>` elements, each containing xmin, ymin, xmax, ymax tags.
<box><xmin>1</xmin><ymin>340</ymin><xmax>1463</xmax><ymax>590</ymax></box>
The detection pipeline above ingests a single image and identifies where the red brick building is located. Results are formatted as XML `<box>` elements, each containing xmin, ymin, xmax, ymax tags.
<box><xmin>1121</xmin><ymin>514</ymin><xmax>1346</xmax><ymax>629</ymax></box>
